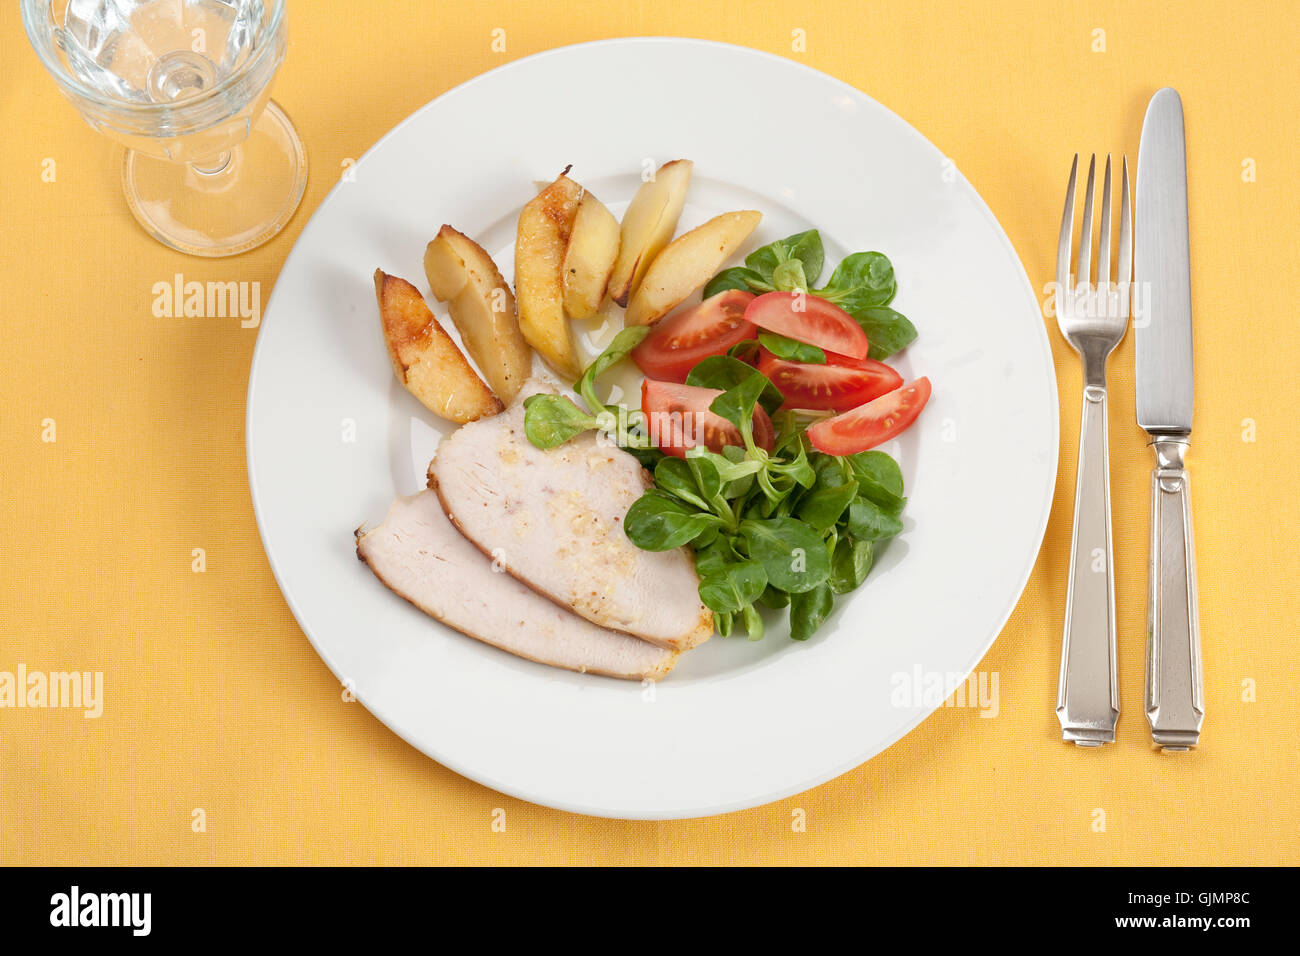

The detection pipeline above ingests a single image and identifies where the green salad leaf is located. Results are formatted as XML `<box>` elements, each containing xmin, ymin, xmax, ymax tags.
<box><xmin>771</xmin><ymin>259</ymin><xmax>808</xmax><ymax>294</ymax></box>
<box><xmin>815</xmin><ymin>251</ymin><xmax>896</xmax><ymax>310</ymax></box>
<box><xmin>796</xmin><ymin>479</ymin><xmax>858</xmax><ymax>532</ymax></box>
<box><xmin>852</xmin><ymin>307</ymin><xmax>919</xmax><ymax>361</ymax></box>
<box><xmin>653</xmin><ymin>457</ymin><xmax>712</xmax><ymax>511</ymax></box>
<box><xmin>624</xmin><ymin>491</ymin><xmax>723</xmax><ymax>551</ymax></box>
<box><xmin>698</xmin><ymin>560</ymin><xmax>768</xmax><ymax>615</ymax></box>
<box><xmin>522</xmin><ymin>394</ymin><xmax>600</xmax><ymax>450</ymax></box>
<box><xmin>845</xmin><ymin>450</ymin><xmax>907</xmax><ymax>514</ymax></box>
<box><xmin>789</xmin><ymin>584</ymin><xmax>835</xmax><ymax>641</ymax></box>
<box><xmin>740</xmin><ymin>517</ymin><xmax>831</xmax><ymax>594</ymax></box>
<box><xmin>703</xmin><ymin>267</ymin><xmax>771</xmax><ymax>299</ymax></box>
<box><xmin>758</xmin><ymin>585</ymin><xmax>790</xmax><ymax>610</ymax></box>
<box><xmin>757</xmin><ymin>331</ymin><xmax>826</xmax><ymax>364</ymax></box>
<box><xmin>686</xmin><ymin>355</ymin><xmax>784</xmax><ymax>415</ymax></box>
<box><xmin>830</xmin><ymin>535</ymin><xmax>874</xmax><ymax>594</ymax></box>
<box><xmin>846</xmin><ymin>497</ymin><xmax>904</xmax><ymax>541</ymax></box>
<box><xmin>709</xmin><ymin>369</ymin><xmax>774</xmax><ymax>438</ymax></box>
<box><xmin>745</xmin><ymin>230</ymin><xmax>825</xmax><ymax>290</ymax></box>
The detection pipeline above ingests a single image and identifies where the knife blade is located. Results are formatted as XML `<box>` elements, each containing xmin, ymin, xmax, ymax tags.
<box><xmin>1135</xmin><ymin>87</ymin><xmax>1204</xmax><ymax>751</ymax></box>
<box><xmin>1135</xmin><ymin>87</ymin><xmax>1194</xmax><ymax>434</ymax></box>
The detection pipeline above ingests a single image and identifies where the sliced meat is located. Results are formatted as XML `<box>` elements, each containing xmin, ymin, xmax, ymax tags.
<box><xmin>428</xmin><ymin>380</ymin><xmax>713</xmax><ymax>651</ymax></box>
<box><xmin>357</xmin><ymin>490</ymin><xmax>677</xmax><ymax>681</ymax></box>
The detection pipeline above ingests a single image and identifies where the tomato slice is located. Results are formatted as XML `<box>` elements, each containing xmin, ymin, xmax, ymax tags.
<box><xmin>641</xmin><ymin>380</ymin><xmax>775</xmax><ymax>459</ymax></box>
<box><xmin>806</xmin><ymin>377</ymin><xmax>932</xmax><ymax>455</ymax></box>
<box><xmin>744</xmin><ymin>292</ymin><xmax>869</xmax><ymax>360</ymax></box>
<box><xmin>757</xmin><ymin>350</ymin><xmax>904</xmax><ymax>412</ymax></box>
<box><xmin>630</xmin><ymin>290</ymin><xmax>757</xmax><ymax>382</ymax></box>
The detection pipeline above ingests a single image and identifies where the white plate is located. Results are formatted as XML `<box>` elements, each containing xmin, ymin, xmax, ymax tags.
<box><xmin>247</xmin><ymin>38</ymin><xmax>1057</xmax><ymax>819</ymax></box>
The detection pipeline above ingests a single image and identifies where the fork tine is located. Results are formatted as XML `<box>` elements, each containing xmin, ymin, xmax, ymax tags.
<box><xmin>1056</xmin><ymin>154</ymin><xmax>1078</xmax><ymax>295</ymax></box>
<box><xmin>1097</xmin><ymin>155</ymin><xmax>1113</xmax><ymax>288</ymax></box>
<box><xmin>1117</xmin><ymin>155</ymin><xmax>1132</xmax><ymax>286</ymax></box>
<box><xmin>1077</xmin><ymin>154</ymin><xmax>1096</xmax><ymax>289</ymax></box>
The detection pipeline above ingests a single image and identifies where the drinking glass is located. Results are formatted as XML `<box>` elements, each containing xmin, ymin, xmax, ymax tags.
<box><xmin>21</xmin><ymin>0</ymin><xmax>308</xmax><ymax>257</ymax></box>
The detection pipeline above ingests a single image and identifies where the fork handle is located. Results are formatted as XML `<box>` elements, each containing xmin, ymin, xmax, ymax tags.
<box><xmin>1056</xmin><ymin>382</ymin><xmax>1120</xmax><ymax>745</ymax></box>
<box><xmin>1144</xmin><ymin>437</ymin><xmax>1204</xmax><ymax>751</ymax></box>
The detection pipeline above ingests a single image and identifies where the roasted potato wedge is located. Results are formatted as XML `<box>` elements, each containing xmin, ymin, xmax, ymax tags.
<box><xmin>625</xmin><ymin>210</ymin><xmax>762</xmax><ymax>326</ymax></box>
<box><xmin>374</xmin><ymin>270</ymin><xmax>502</xmax><ymax>423</ymax></box>
<box><xmin>606</xmin><ymin>159</ymin><xmax>693</xmax><ymax>307</ymax></box>
<box><xmin>424</xmin><ymin>226</ymin><xmax>532</xmax><ymax>404</ymax></box>
<box><xmin>515</xmin><ymin>172</ymin><xmax>583</xmax><ymax>379</ymax></box>
<box><xmin>561</xmin><ymin>190</ymin><xmax>620</xmax><ymax>320</ymax></box>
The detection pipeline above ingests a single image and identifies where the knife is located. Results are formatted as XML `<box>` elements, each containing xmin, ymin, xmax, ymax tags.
<box><xmin>1135</xmin><ymin>87</ymin><xmax>1204</xmax><ymax>751</ymax></box>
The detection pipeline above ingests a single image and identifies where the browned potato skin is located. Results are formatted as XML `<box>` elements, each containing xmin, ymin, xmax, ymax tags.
<box><xmin>515</xmin><ymin>172</ymin><xmax>583</xmax><ymax>379</ymax></box>
<box><xmin>424</xmin><ymin>226</ymin><xmax>532</xmax><ymax>404</ymax></box>
<box><xmin>374</xmin><ymin>270</ymin><xmax>503</xmax><ymax>424</ymax></box>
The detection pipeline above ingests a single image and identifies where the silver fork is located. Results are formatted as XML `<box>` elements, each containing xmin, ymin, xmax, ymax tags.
<box><xmin>1054</xmin><ymin>153</ymin><xmax>1131</xmax><ymax>746</ymax></box>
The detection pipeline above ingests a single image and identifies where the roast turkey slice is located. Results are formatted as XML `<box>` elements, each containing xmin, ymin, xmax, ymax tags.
<box><xmin>428</xmin><ymin>380</ymin><xmax>713</xmax><ymax>651</ymax></box>
<box><xmin>357</xmin><ymin>490</ymin><xmax>677</xmax><ymax>681</ymax></box>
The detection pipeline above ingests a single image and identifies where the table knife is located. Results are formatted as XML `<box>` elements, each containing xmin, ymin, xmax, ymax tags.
<box><xmin>1135</xmin><ymin>87</ymin><xmax>1204</xmax><ymax>751</ymax></box>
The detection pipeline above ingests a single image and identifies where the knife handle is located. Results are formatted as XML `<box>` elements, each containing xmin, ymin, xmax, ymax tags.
<box><xmin>1056</xmin><ymin>383</ymin><xmax>1119</xmax><ymax>745</ymax></box>
<box><xmin>1145</xmin><ymin>437</ymin><xmax>1204</xmax><ymax>750</ymax></box>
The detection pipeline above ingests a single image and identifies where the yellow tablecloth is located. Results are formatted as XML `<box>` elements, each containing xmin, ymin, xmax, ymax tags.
<box><xmin>2</xmin><ymin>0</ymin><xmax>1297</xmax><ymax>865</ymax></box>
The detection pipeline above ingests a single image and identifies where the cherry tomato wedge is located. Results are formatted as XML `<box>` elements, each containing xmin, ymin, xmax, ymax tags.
<box><xmin>641</xmin><ymin>379</ymin><xmax>775</xmax><ymax>459</ymax></box>
<box><xmin>757</xmin><ymin>349</ymin><xmax>904</xmax><ymax>412</ymax></box>
<box><xmin>744</xmin><ymin>291</ymin><xmax>869</xmax><ymax>360</ymax></box>
<box><xmin>630</xmin><ymin>290</ymin><xmax>757</xmax><ymax>382</ymax></box>
<box><xmin>806</xmin><ymin>377</ymin><xmax>932</xmax><ymax>455</ymax></box>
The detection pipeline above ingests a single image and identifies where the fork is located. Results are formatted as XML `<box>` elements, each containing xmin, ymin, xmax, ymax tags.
<box><xmin>1054</xmin><ymin>153</ymin><xmax>1131</xmax><ymax>746</ymax></box>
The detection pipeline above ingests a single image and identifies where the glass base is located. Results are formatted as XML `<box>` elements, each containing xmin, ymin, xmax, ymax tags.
<box><xmin>122</xmin><ymin>100</ymin><xmax>308</xmax><ymax>257</ymax></box>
